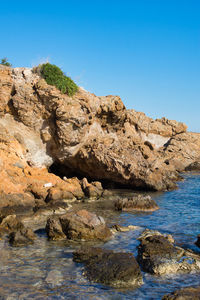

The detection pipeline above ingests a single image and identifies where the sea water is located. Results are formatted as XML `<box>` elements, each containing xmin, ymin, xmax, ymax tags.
<box><xmin>0</xmin><ymin>173</ymin><xmax>199</xmax><ymax>299</ymax></box>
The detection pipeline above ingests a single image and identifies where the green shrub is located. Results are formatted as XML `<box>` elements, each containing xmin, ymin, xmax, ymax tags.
<box><xmin>1</xmin><ymin>57</ymin><xmax>12</xmax><ymax>67</ymax></box>
<box><xmin>40</xmin><ymin>63</ymin><xmax>78</xmax><ymax>96</ymax></box>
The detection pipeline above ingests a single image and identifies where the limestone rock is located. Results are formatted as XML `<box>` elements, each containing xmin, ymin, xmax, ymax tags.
<box><xmin>73</xmin><ymin>247</ymin><xmax>143</xmax><ymax>288</ymax></box>
<box><xmin>0</xmin><ymin>65</ymin><xmax>200</xmax><ymax>195</ymax></box>
<box><xmin>115</xmin><ymin>195</ymin><xmax>159</xmax><ymax>212</ymax></box>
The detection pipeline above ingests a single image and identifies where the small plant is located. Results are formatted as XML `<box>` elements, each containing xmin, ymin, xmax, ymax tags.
<box><xmin>1</xmin><ymin>57</ymin><xmax>12</xmax><ymax>67</ymax></box>
<box><xmin>40</xmin><ymin>63</ymin><xmax>78</xmax><ymax>97</ymax></box>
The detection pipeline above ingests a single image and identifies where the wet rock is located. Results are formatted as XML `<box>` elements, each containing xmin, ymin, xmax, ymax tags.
<box><xmin>73</xmin><ymin>246</ymin><xmax>112</xmax><ymax>263</ymax></box>
<box><xmin>9</xmin><ymin>227</ymin><xmax>36</xmax><ymax>246</ymax></box>
<box><xmin>46</xmin><ymin>216</ymin><xmax>66</xmax><ymax>240</ymax></box>
<box><xmin>195</xmin><ymin>235</ymin><xmax>200</xmax><ymax>248</ymax></box>
<box><xmin>137</xmin><ymin>229</ymin><xmax>200</xmax><ymax>275</ymax></box>
<box><xmin>162</xmin><ymin>286</ymin><xmax>200</xmax><ymax>300</ymax></box>
<box><xmin>46</xmin><ymin>209</ymin><xmax>112</xmax><ymax>242</ymax></box>
<box><xmin>111</xmin><ymin>224</ymin><xmax>142</xmax><ymax>233</ymax></box>
<box><xmin>115</xmin><ymin>195</ymin><xmax>159</xmax><ymax>212</ymax></box>
<box><xmin>73</xmin><ymin>246</ymin><xmax>143</xmax><ymax>288</ymax></box>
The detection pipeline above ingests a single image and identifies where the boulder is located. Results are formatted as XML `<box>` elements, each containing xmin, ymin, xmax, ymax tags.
<box><xmin>9</xmin><ymin>227</ymin><xmax>36</xmax><ymax>246</ymax></box>
<box><xmin>137</xmin><ymin>229</ymin><xmax>200</xmax><ymax>275</ymax></box>
<box><xmin>0</xmin><ymin>214</ymin><xmax>24</xmax><ymax>232</ymax></box>
<box><xmin>73</xmin><ymin>247</ymin><xmax>143</xmax><ymax>288</ymax></box>
<box><xmin>81</xmin><ymin>178</ymin><xmax>103</xmax><ymax>199</ymax></box>
<box><xmin>46</xmin><ymin>209</ymin><xmax>112</xmax><ymax>242</ymax></box>
<box><xmin>46</xmin><ymin>216</ymin><xmax>66</xmax><ymax>240</ymax></box>
<box><xmin>162</xmin><ymin>286</ymin><xmax>200</xmax><ymax>300</ymax></box>
<box><xmin>115</xmin><ymin>195</ymin><xmax>159</xmax><ymax>212</ymax></box>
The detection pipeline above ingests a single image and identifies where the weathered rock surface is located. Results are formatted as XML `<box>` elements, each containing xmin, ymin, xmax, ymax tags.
<box><xmin>137</xmin><ymin>229</ymin><xmax>200</xmax><ymax>275</ymax></box>
<box><xmin>46</xmin><ymin>209</ymin><xmax>112</xmax><ymax>241</ymax></box>
<box><xmin>115</xmin><ymin>195</ymin><xmax>159</xmax><ymax>211</ymax></box>
<box><xmin>162</xmin><ymin>286</ymin><xmax>200</xmax><ymax>300</ymax></box>
<box><xmin>0</xmin><ymin>64</ymin><xmax>200</xmax><ymax>200</ymax></box>
<box><xmin>73</xmin><ymin>246</ymin><xmax>143</xmax><ymax>288</ymax></box>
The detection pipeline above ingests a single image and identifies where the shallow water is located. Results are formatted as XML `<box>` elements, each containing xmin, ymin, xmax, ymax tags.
<box><xmin>0</xmin><ymin>173</ymin><xmax>200</xmax><ymax>299</ymax></box>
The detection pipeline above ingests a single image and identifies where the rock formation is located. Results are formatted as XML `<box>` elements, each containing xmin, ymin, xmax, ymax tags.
<box><xmin>115</xmin><ymin>194</ymin><xmax>159</xmax><ymax>211</ymax></box>
<box><xmin>46</xmin><ymin>209</ymin><xmax>112</xmax><ymax>241</ymax></box>
<box><xmin>73</xmin><ymin>246</ymin><xmax>143</xmax><ymax>287</ymax></box>
<box><xmin>137</xmin><ymin>229</ymin><xmax>200</xmax><ymax>275</ymax></box>
<box><xmin>0</xmin><ymin>64</ymin><xmax>200</xmax><ymax>212</ymax></box>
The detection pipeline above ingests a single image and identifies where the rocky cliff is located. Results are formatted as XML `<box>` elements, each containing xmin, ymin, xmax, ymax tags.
<box><xmin>0</xmin><ymin>64</ymin><xmax>199</xmax><ymax>208</ymax></box>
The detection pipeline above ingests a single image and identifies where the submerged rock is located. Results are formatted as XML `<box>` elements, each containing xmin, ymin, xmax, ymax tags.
<box><xmin>45</xmin><ymin>270</ymin><xmax>63</xmax><ymax>287</ymax></box>
<box><xmin>46</xmin><ymin>209</ymin><xmax>112</xmax><ymax>242</ymax></box>
<box><xmin>115</xmin><ymin>195</ymin><xmax>159</xmax><ymax>212</ymax></box>
<box><xmin>137</xmin><ymin>229</ymin><xmax>200</xmax><ymax>275</ymax></box>
<box><xmin>111</xmin><ymin>224</ymin><xmax>142</xmax><ymax>233</ymax></box>
<box><xmin>73</xmin><ymin>247</ymin><xmax>143</xmax><ymax>288</ymax></box>
<box><xmin>162</xmin><ymin>286</ymin><xmax>200</xmax><ymax>300</ymax></box>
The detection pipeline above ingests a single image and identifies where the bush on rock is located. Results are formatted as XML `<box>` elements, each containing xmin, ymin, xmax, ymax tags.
<box><xmin>40</xmin><ymin>63</ymin><xmax>78</xmax><ymax>96</ymax></box>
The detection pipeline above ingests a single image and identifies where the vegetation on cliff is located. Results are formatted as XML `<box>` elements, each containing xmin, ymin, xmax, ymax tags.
<box><xmin>40</xmin><ymin>63</ymin><xmax>78</xmax><ymax>97</ymax></box>
<box><xmin>0</xmin><ymin>58</ymin><xmax>12</xmax><ymax>67</ymax></box>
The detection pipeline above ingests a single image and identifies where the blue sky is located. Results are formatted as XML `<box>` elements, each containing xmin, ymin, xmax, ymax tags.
<box><xmin>1</xmin><ymin>0</ymin><xmax>200</xmax><ymax>132</ymax></box>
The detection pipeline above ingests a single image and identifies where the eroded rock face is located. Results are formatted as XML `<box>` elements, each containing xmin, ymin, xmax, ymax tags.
<box><xmin>0</xmin><ymin>65</ymin><xmax>200</xmax><ymax>195</ymax></box>
<box><xmin>46</xmin><ymin>210</ymin><xmax>112</xmax><ymax>241</ymax></box>
<box><xmin>162</xmin><ymin>286</ymin><xmax>200</xmax><ymax>300</ymax></box>
<box><xmin>73</xmin><ymin>247</ymin><xmax>143</xmax><ymax>288</ymax></box>
<box><xmin>115</xmin><ymin>195</ymin><xmax>159</xmax><ymax>212</ymax></box>
<box><xmin>137</xmin><ymin>229</ymin><xmax>200</xmax><ymax>275</ymax></box>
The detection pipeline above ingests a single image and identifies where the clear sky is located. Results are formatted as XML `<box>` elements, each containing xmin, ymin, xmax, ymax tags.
<box><xmin>1</xmin><ymin>0</ymin><xmax>200</xmax><ymax>132</ymax></box>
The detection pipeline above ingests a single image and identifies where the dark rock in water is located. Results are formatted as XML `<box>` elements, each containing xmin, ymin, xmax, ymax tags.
<box><xmin>185</xmin><ymin>161</ymin><xmax>200</xmax><ymax>171</ymax></box>
<box><xmin>73</xmin><ymin>246</ymin><xmax>143</xmax><ymax>288</ymax></box>
<box><xmin>9</xmin><ymin>227</ymin><xmax>36</xmax><ymax>246</ymax></box>
<box><xmin>195</xmin><ymin>235</ymin><xmax>200</xmax><ymax>248</ymax></box>
<box><xmin>46</xmin><ymin>216</ymin><xmax>66</xmax><ymax>240</ymax></box>
<box><xmin>162</xmin><ymin>286</ymin><xmax>200</xmax><ymax>300</ymax></box>
<box><xmin>73</xmin><ymin>246</ymin><xmax>112</xmax><ymax>263</ymax></box>
<box><xmin>137</xmin><ymin>229</ymin><xmax>200</xmax><ymax>275</ymax></box>
<box><xmin>115</xmin><ymin>194</ymin><xmax>159</xmax><ymax>212</ymax></box>
<box><xmin>46</xmin><ymin>209</ymin><xmax>112</xmax><ymax>242</ymax></box>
